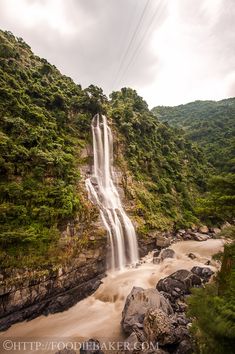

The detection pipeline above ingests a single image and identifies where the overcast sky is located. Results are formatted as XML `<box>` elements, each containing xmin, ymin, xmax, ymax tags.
<box><xmin>0</xmin><ymin>0</ymin><xmax>234</xmax><ymax>107</ymax></box>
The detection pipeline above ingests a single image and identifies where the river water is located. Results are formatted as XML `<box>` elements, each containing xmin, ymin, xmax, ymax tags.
<box><xmin>0</xmin><ymin>239</ymin><xmax>224</xmax><ymax>354</ymax></box>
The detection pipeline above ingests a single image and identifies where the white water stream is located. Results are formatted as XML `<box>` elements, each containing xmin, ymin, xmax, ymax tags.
<box><xmin>85</xmin><ymin>114</ymin><xmax>138</xmax><ymax>271</ymax></box>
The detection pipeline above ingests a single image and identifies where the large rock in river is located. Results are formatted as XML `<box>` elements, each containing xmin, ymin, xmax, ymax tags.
<box><xmin>156</xmin><ymin>269</ymin><xmax>201</xmax><ymax>299</ymax></box>
<box><xmin>121</xmin><ymin>287</ymin><xmax>173</xmax><ymax>335</ymax></box>
<box><xmin>160</xmin><ymin>248</ymin><xmax>175</xmax><ymax>261</ymax></box>
<box><xmin>192</xmin><ymin>232</ymin><xmax>210</xmax><ymax>241</ymax></box>
<box><xmin>191</xmin><ymin>266</ymin><xmax>214</xmax><ymax>281</ymax></box>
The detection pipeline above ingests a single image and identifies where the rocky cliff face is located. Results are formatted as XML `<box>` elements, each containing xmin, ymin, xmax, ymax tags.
<box><xmin>0</xmin><ymin>225</ymin><xmax>107</xmax><ymax>331</ymax></box>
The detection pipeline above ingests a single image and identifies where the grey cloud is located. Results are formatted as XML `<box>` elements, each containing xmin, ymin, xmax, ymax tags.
<box><xmin>0</xmin><ymin>0</ymin><xmax>167</xmax><ymax>96</ymax></box>
<box><xmin>0</xmin><ymin>0</ymin><xmax>234</xmax><ymax>105</ymax></box>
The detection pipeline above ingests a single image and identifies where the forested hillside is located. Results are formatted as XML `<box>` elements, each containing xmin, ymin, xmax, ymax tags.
<box><xmin>109</xmin><ymin>89</ymin><xmax>207</xmax><ymax>232</ymax></box>
<box><xmin>152</xmin><ymin>99</ymin><xmax>235</xmax><ymax>173</ymax></box>
<box><xmin>152</xmin><ymin>100</ymin><xmax>235</xmax><ymax>225</ymax></box>
<box><xmin>0</xmin><ymin>29</ymin><xmax>225</xmax><ymax>270</ymax></box>
<box><xmin>0</xmin><ymin>30</ymin><xmax>105</xmax><ymax>268</ymax></box>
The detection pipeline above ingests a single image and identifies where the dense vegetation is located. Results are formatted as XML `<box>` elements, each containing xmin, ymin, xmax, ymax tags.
<box><xmin>152</xmin><ymin>99</ymin><xmax>235</xmax><ymax>173</ymax></box>
<box><xmin>0</xmin><ymin>30</ymin><xmax>105</xmax><ymax>268</ymax></box>
<box><xmin>152</xmin><ymin>100</ymin><xmax>235</xmax><ymax>225</ymax></box>
<box><xmin>196</xmin><ymin>173</ymin><xmax>235</xmax><ymax>225</ymax></box>
<box><xmin>188</xmin><ymin>227</ymin><xmax>235</xmax><ymax>354</ymax></box>
<box><xmin>109</xmin><ymin>88</ymin><xmax>208</xmax><ymax>232</ymax></box>
<box><xmin>0</xmin><ymin>29</ymin><xmax>233</xmax><ymax>271</ymax></box>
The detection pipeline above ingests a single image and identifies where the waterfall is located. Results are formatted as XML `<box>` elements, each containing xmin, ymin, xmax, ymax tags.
<box><xmin>85</xmin><ymin>114</ymin><xmax>139</xmax><ymax>271</ymax></box>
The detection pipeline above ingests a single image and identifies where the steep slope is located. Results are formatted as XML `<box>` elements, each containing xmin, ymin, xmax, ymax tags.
<box><xmin>109</xmin><ymin>88</ymin><xmax>208</xmax><ymax>232</ymax></box>
<box><xmin>152</xmin><ymin>99</ymin><xmax>235</xmax><ymax>172</ymax></box>
<box><xmin>0</xmin><ymin>30</ymin><xmax>208</xmax><ymax>270</ymax></box>
<box><xmin>0</xmin><ymin>30</ymin><xmax>106</xmax><ymax>268</ymax></box>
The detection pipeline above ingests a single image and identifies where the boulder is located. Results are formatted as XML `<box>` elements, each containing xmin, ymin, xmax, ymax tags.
<box><xmin>156</xmin><ymin>270</ymin><xmax>201</xmax><ymax>299</ymax></box>
<box><xmin>210</xmin><ymin>227</ymin><xmax>221</xmax><ymax>235</ymax></box>
<box><xmin>143</xmin><ymin>308</ymin><xmax>175</xmax><ymax>345</ymax></box>
<box><xmin>178</xmin><ymin>229</ymin><xmax>186</xmax><ymax>234</ymax></box>
<box><xmin>156</xmin><ymin>236</ymin><xmax>171</xmax><ymax>248</ymax></box>
<box><xmin>176</xmin><ymin>300</ymin><xmax>188</xmax><ymax>312</ymax></box>
<box><xmin>175</xmin><ymin>313</ymin><xmax>190</xmax><ymax>326</ymax></box>
<box><xmin>153</xmin><ymin>249</ymin><xmax>161</xmax><ymax>257</ymax></box>
<box><xmin>153</xmin><ymin>257</ymin><xmax>161</xmax><ymax>264</ymax></box>
<box><xmin>182</xmin><ymin>233</ymin><xmax>194</xmax><ymax>240</ymax></box>
<box><xmin>121</xmin><ymin>287</ymin><xmax>173</xmax><ymax>335</ymax></box>
<box><xmin>191</xmin><ymin>266</ymin><xmax>214</xmax><ymax>281</ymax></box>
<box><xmin>192</xmin><ymin>233</ymin><xmax>209</xmax><ymax>241</ymax></box>
<box><xmin>160</xmin><ymin>248</ymin><xmax>175</xmax><ymax>261</ymax></box>
<box><xmin>175</xmin><ymin>233</ymin><xmax>183</xmax><ymax>240</ymax></box>
<box><xmin>187</xmin><ymin>253</ymin><xmax>196</xmax><ymax>260</ymax></box>
<box><xmin>143</xmin><ymin>309</ymin><xmax>191</xmax><ymax>348</ymax></box>
<box><xmin>198</xmin><ymin>225</ymin><xmax>209</xmax><ymax>234</ymax></box>
<box><xmin>80</xmin><ymin>339</ymin><xmax>104</xmax><ymax>354</ymax></box>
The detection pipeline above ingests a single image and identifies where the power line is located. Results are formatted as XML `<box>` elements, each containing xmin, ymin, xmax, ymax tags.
<box><xmin>116</xmin><ymin>0</ymin><xmax>165</xmax><ymax>87</ymax></box>
<box><xmin>112</xmin><ymin>0</ymin><xmax>151</xmax><ymax>90</ymax></box>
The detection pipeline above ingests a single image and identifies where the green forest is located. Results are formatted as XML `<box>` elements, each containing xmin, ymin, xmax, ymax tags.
<box><xmin>0</xmin><ymin>30</ymin><xmax>106</xmax><ymax>268</ymax></box>
<box><xmin>152</xmin><ymin>100</ymin><xmax>235</xmax><ymax>225</ymax></box>
<box><xmin>0</xmin><ymin>29</ymin><xmax>213</xmax><ymax>269</ymax></box>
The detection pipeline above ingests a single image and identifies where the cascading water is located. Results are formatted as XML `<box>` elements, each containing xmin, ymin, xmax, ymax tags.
<box><xmin>85</xmin><ymin>114</ymin><xmax>139</xmax><ymax>271</ymax></box>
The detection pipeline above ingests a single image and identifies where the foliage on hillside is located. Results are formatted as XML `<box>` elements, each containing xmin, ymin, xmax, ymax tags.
<box><xmin>196</xmin><ymin>173</ymin><xmax>235</xmax><ymax>225</ymax></box>
<box><xmin>109</xmin><ymin>88</ymin><xmax>208</xmax><ymax>231</ymax></box>
<box><xmin>0</xmin><ymin>30</ymin><xmax>105</xmax><ymax>268</ymax></box>
<box><xmin>152</xmin><ymin>99</ymin><xmax>235</xmax><ymax>173</ymax></box>
<box><xmin>152</xmin><ymin>100</ymin><xmax>235</xmax><ymax>225</ymax></box>
<box><xmin>188</xmin><ymin>227</ymin><xmax>235</xmax><ymax>354</ymax></box>
<box><xmin>0</xmin><ymin>29</ymin><xmax>227</xmax><ymax>269</ymax></box>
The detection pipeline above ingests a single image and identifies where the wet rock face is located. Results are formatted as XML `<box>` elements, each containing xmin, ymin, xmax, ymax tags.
<box><xmin>143</xmin><ymin>308</ymin><xmax>175</xmax><ymax>345</ymax></box>
<box><xmin>191</xmin><ymin>266</ymin><xmax>214</xmax><ymax>281</ymax></box>
<box><xmin>156</xmin><ymin>236</ymin><xmax>171</xmax><ymax>248</ymax></box>
<box><xmin>192</xmin><ymin>233</ymin><xmax>210</xmax><ymax>241</ymax></box>
<box><xmin>121</xmin><ymin>287</ymin><xmax>173</xmax><ymax>335</ymax></box>
<box><xmin>160</xmin><ymin>248</ymin><xmax>175</xmax><ymax>261</ymax></box>
<box><xmin>122</xmin><ymin>286</ymin><xmax>193</xmax><ymax>354</ymax></box>
<box><xmin>0</xmin><ymin>241</ymin><xmax>107</xmax><ymax>331</ymax></box>
<box><xmin>156</xmin><ymin>270</ymin><xmax>202</xmax><ymax>300</ymax></box>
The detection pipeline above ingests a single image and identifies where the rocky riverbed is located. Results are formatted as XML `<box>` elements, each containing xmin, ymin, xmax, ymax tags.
<box><xmin>0</xmin><ymin>223</ymin><xmax>220</xmax><ymax>332</ymax></box>
<box><xmin>0</xmin><ymin>233</ymin><xmax>224</xmax><ymax>354</ymax></box>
